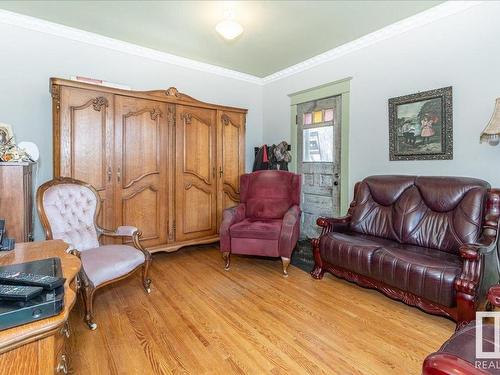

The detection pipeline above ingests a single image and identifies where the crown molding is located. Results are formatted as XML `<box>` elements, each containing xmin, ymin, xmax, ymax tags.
<box><xmin>261</xmin><ymin>1</ymin><xmax>483</xmax><ymax>84</ymax></box>
<box><xmin>0</xmin><ymin>9</ymin><xmax>262</xmax><ymax>85</ymax></box>
<box><xmin>0</xmin><ymin>1</ymin><xmax>483</xmax><ymax>86</ymax></box>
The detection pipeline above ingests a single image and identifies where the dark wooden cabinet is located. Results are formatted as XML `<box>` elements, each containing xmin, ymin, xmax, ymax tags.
<box><xmin>51</xmin><ymin>78</ymin><xmax>246</xmax><ymax>253</ymax></box>
<box><xmin>0</xmin><ymin>162</ymin><xmax>34</xmax><ymax>242</ymax></box>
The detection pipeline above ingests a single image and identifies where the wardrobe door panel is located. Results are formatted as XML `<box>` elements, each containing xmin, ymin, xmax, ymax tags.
<box><xmin>175</xmin><ymin>105</ymin><xmax>217</xmax><ymax>241</ymax></box>
<box><xmin>114</xmin><ymin>96</ymin><xmax>168</xmax><ymax>248</ymax></box>
<box><xmin>217</xmin><ymin>111</ymin><xmax>245</xmax><ymax>229</ymax></box>
<box><xmin>57</xmin><ymin>87</ymin><xmax>114</xmax><ymax>230</ymax></box>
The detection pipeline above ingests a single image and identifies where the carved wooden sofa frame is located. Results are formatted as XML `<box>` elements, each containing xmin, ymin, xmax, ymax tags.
<box><xmin>311</xmin><ymin>182</ymin><xmax>500</xmax><ymax>328</ymax></box>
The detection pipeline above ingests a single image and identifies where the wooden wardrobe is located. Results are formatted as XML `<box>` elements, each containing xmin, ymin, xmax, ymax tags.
<box><xmin>51</xmin><ymin>78</ymin><xmax>246</xmax><ymax>253</ymax></box>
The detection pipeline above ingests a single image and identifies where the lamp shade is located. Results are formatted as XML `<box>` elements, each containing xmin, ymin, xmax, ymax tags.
<box><xmin>480</xmin><ymin>98</ymin><xmax>500</xmax><ymax>146</ymax></box>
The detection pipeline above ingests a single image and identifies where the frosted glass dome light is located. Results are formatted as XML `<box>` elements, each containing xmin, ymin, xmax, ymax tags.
<box><xmin>215</xmin><ymin>11</ymin><xmax>243</xmax><ymax>40</ymax></box>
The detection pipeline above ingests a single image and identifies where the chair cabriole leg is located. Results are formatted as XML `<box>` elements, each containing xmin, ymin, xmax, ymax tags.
<box><xmin>142</xmin><ymin>256</ymin><xmax>152</xmax><ymax>294</ymax></box>
<box><xmin>82</xmin><ymin>285</ymin><xmax>97</xmax><ymax>330</ymax></box>
<box><xmin>281</xmin><ymin>257</ymin><xmax>290</xmax><ymax>277</ymax></box>
<box><xmin>222</xmin><ymin>252</ymin><xmax>231</xmax><ymax>271</ymax></box>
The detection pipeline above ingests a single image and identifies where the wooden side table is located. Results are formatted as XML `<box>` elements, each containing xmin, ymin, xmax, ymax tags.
<box><xmin>0</xmin><ymin>240</ymin><xmax>80</xmax><ymax>374</ymax></box>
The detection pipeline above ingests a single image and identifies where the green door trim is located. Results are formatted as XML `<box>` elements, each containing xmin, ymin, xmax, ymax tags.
<box><xmin>289</xmin><ymin>77</ymin><xmax>351</xmax><ymax>215</ymax></box>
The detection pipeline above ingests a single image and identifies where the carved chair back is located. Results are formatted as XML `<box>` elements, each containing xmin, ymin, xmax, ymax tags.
<box><xmin>37</xmin><ymin>177</ymin><xmax>102</xmax><ymax>251</ymax></box>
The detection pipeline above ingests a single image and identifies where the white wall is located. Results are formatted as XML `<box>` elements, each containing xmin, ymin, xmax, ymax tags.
<box><xmin>263</xmin><ymin>2</ymin><xmax>500</xmax><ymax>212</ymax></box>
<box><xmin>2</xmin><ymin>2</ymin><xmax>500</xmax><ymax>239</ymax></box>
<box><xmin>0</xmin><ymin>23</ymin><xmax>263</xmax><ymax>239</ymax></box>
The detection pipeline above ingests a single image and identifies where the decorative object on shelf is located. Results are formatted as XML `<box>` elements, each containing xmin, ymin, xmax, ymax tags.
<box><xmin>215</xmin><ymin>9</ymin><xmax>243</xmax><ymax>40</ymax></box>
<box><xmin>0</xmin><ymin>123</ymin><xmax>14</xmax><ymax>145</ymax></box>
<box><xmin>0</xmin><ymin>123</ymin><xmax>39</xmax><ymax>162</ymax></box>
<box><xmin>17</xmin><ymin>142</ymin><xmax>40</xmax><ymax>162</ymax></box>
<box><xmin>480</xmin><ymin>98</ymin><xmax>500</xmax><ymax>146</ymax></box>
<box><xmin>388</xmin><ymin>86</ymin><xmax>453</xmax><ymax>160</ymax></box>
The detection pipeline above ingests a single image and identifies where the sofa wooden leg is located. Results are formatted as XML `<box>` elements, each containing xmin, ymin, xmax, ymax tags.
<box><xmin>222</xmin><ymin>252</ymin><xmax>231</xmax><ymax>271</ymax></box>
<box><xmin>311</xmin><ymin>266</ymin><xmax>325</xmax><ymax>279</ymax></box>
<box><xmin>456</xmin><ymin>292</ymin><xmax>477</xmax><ymax>330</ymax></box>
<box><xmin>281</xmin><ymin>257</ymin><xmax>290</xmax><ymax>277</ymax></box>
<box><xmin>311</xmin><ymin>238</ymin><xmax>324</xmax><ymax>279</ymax></box>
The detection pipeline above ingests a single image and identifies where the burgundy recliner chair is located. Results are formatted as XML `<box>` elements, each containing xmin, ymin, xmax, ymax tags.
<box><xmin>219</xmin><ymin>170</ymin><xmax>301</xmax><ymax>276</ymax></box>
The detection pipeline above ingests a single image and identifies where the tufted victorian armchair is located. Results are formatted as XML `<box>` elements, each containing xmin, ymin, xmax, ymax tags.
<box><xmin>37</xmin><ymin>177</ymin><xmax>152</xmax><ymax>330</ymax></box>
<box><xmin>219</xmin><ymin>170</ymin><xmax>301</xmax><ymax>276</ymax></box>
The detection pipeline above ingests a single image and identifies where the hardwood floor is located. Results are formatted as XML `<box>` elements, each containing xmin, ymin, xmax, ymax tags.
<box><xmin>68</xmin><ymin>245</ymin><xmax>454</xmax><ymax>375</ymax></box>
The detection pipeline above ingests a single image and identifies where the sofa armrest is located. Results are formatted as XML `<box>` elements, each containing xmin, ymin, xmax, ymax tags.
<box><xmin>488</xmin><ymin>285</ymin><xmax>500</xmax><ymax>307</ymax></box>
<box><xmin>219</xmin><ymin>203</ymin><xmax>246</xmax><ymax>252</ymax></box>
<box><xmin>316</xmin><ymin>215</ymin><xmax>351</xmax><ymax>236</ymax></box>
<box><xmin>455</xmin><ymin>239</ymin><xmax>500</xmax><ymax>323</ymax></box>
<box><xmin>422</xmin><ymin>353</ymin><xmax>489</xmax><ymax>375</ymax></box>
<box><xmin>279</xmin><ymin>205</ymin><xmax>301</xmax><ymax>258</ymax></box>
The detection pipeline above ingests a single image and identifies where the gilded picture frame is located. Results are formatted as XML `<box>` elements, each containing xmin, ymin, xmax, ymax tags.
<box><xmin>388</xmin><ymin>86</ymin><xmax>453</xmax><ymax>161</ymax></box>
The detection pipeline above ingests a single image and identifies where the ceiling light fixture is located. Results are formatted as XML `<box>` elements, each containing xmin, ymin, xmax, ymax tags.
<box><xmin>215</xmin><ymin>10</ymin><xmax>243</xmax><ymax>41</ymax></box>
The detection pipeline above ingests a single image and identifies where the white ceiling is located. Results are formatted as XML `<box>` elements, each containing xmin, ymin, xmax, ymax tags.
<box><xmin>0</xmin><ymin>0</ymin><xmax>443</xmax><ymax>77</ymax></box>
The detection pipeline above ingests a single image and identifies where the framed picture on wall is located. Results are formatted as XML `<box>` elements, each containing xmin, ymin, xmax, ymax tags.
<box><xmin>388</xmin><ymin>86</ymin><xmax>453</xmax><ymax>160</ymax></box>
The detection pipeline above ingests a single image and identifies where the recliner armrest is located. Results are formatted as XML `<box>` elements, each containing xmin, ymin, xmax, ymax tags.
<box><xmin>278</xmin><ymin>205</ymin><xmax>301</xmax><ymax>258</ymax></box>
<box><xmin>219</xmin><ymin>203</ymin><xmax>246</xmax><ymax>252</ymax></box>
<box><xmin>221</xmin><ymin>204</ymin><xmax>246</xmax><ymax>227</ymax></box>
<box><xmin>283</xmin><ymin>205</ymin><xmax>301</xmax><ymax>226</ymax></box>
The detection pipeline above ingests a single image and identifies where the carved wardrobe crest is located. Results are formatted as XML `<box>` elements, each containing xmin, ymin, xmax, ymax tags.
<box><xmin>51</xmin><ymin>77</ymin><xmax>247</xmax><ymax>254</ymax></box>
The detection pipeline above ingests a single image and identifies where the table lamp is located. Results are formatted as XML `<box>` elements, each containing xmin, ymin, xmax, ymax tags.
<box><xmin>480</xmin><ymin>98</ymin><xmax>500</xmax><ymax>146</ymax></box>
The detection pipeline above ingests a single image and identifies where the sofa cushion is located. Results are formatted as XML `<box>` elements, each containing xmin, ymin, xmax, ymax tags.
<box><xmin>349</xmin><ymin>175</ymin><xmax>489</xmax><ymax>254</ymax></box>
<box><xmin>320</xmin><ymin>232</ymin><xmax>392</xmax><ymax>277</ymax></box>
<box><xmin>371</xmin><ymin>244</ymin><xmax>462</xmax><ymax>307</ymax></box>
<box><xmin>400</xmin><ymin>177</ymin><xmax>488</xmax><ymax>254</ymax></box>
<box><xmin>230</xmin><ymin>218</ymin><xmax>282</xmax><ymax>240</ymax></box>
<box><xmin>349</xmin><ymin>176</ymin><xmax>415</xmax><ymax>242</ymax></box>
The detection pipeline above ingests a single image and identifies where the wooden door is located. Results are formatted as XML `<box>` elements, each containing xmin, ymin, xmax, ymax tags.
<box><xmin>297</xmin><ymin>95</ymin><xmax>342</xmax><ymax>239</ymax></box>
<box><xmin>217</xmin><ymin>110</ymin><xmax>245</xmax><ymax>229</ymax></box>
<box><xmin>114</xmin><ymin>96</ymin><xmax>169</xmax><ymax>248</ymax></box>
<box><xmin>57</xmin><ymin>87</ymin><xmax>114</xmax><ymax>230</ymax></box>
<box><xmin>175</xmin><ymin>105</ymin><xmax>217</xmax><ymax>241</ymax></box>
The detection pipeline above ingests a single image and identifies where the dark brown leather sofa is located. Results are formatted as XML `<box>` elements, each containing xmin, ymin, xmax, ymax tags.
<box><xmin>311</xmin><ymin>175</ymin><xmax>500</xmax><ymax>327</ymax></box>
